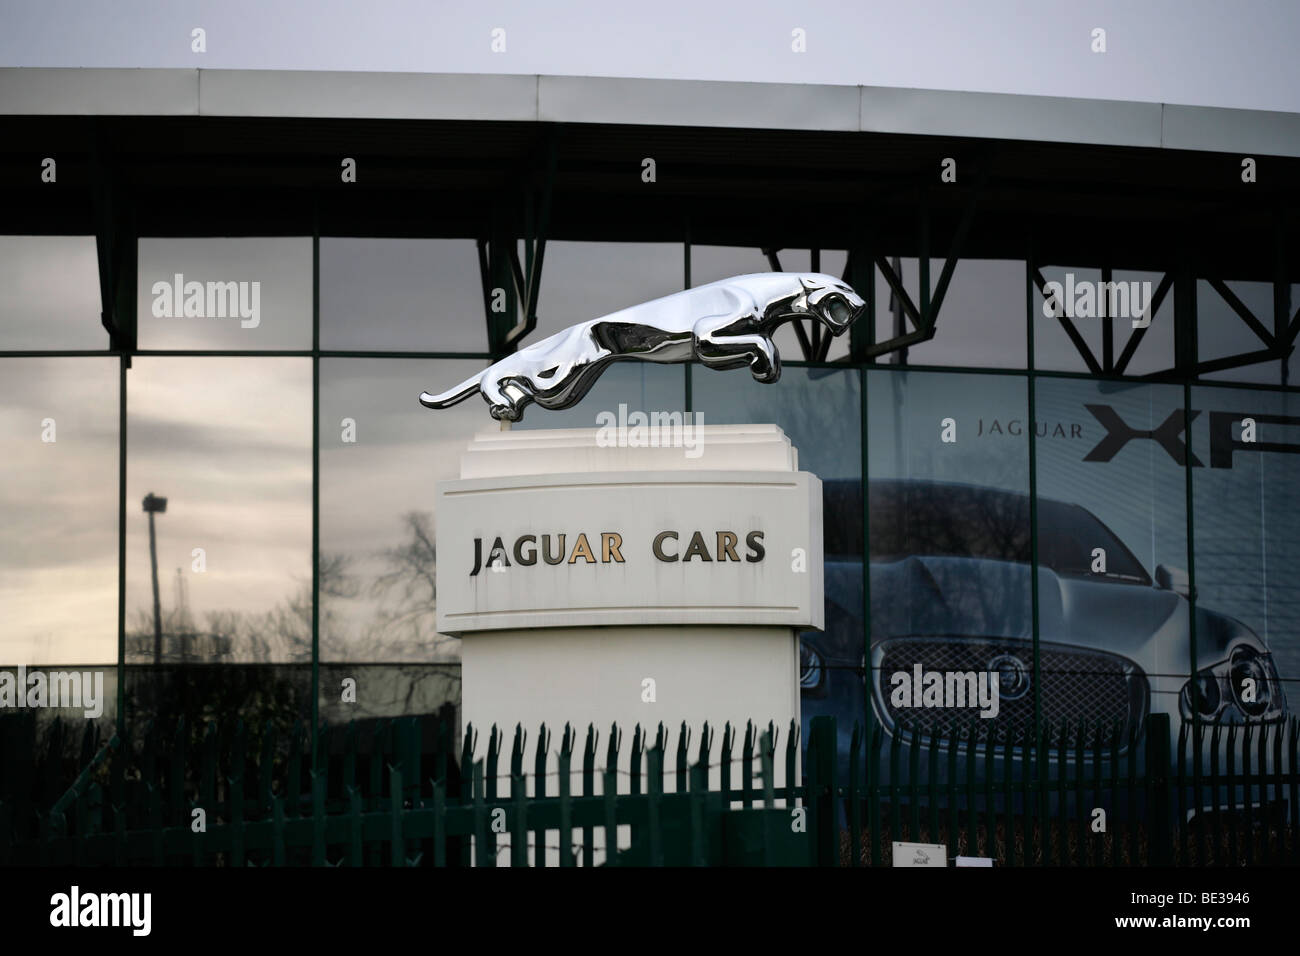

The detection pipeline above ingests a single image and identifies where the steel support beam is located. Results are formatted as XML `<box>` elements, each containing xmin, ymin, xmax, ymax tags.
<box><xmin>479</xmin><ymin>129</ymin><xmax>558</xmax><ymax>355</ymax></box>
<box><xmin>1032</xmin><ymin>267</ymin><xmax>1102</xmax><ymax>375</ymax></box>
<box><xmin>1114</xmin><ymin>272</ymin><xmax>1173</xmax><ymax>374</ymax></box>
<box><xmin>91</xmin><ymin>124</ymin><xmax>137</xmax><ymax>354</ymax></box>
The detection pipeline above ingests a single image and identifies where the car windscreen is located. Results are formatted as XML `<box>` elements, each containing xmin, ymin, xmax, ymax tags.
<box><xmin>1035</xmin><ymin>498</ymin><xmax>1150</xmax><ymax>584</ymax></box>
<box><xmin>855</xmin><ymin>481</ymin><xmax>1151</xmax><ymax>585</ymax></box>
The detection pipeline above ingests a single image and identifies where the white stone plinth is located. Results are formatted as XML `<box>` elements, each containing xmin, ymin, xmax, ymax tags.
<box><xmin>439</xmin><ymin>424</ymin><xmax>817</xmax><ymax>862</ymax></box>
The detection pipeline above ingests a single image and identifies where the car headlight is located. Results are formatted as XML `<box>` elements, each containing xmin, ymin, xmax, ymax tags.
<box><xmin>1229</xmin><ymin>646</ymin><xmax>1278</xmax><ymax>717</ymax></box>
<box><xmin>799</xmin><ymin>641</ymin><xmax>824</xmax><ymax>693</ymax></box>
<box><xmin>1180</xmin><ymin>645</ymin><xmax>1286</xmax><ymax>722</ymax></box>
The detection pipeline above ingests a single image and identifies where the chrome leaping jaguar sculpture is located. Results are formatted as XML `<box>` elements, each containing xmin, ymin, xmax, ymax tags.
<box><xmin>419</xmin><ymin>272</ymin><xmax>866</xmax><ymax>422</ymax></box>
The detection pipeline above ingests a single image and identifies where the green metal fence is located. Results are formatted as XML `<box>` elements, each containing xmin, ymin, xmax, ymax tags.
<box><xmin>2</xmin><ymin>712</ymin><xmax>1297</xmax><ymax>866</ymax></box>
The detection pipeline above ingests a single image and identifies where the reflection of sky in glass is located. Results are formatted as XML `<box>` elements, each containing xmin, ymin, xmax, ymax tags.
<box><xmin>0</xmin><ymin>236</ymin><xmax>106</xmax><ymax>350</ymax></box>
<box><xmin>137</xmin><ymin>237</ymin><xmax>312</xmax><ymax>351</ymax></box>
<box><xmin>0</xmin><ymin>358</ymin><xmax>118</xmax><ymax>665</ymax></box>
<box><xmin>1115</xmin><ymin>270</ymin><xmax>1175</xmax><ymax>376</ymax></box>
<box><xmin>528</xmin><ymin>241</ymin><xmax>684</xmax><ymax>339</ymax></box>
<box><xmin>692</xmin><ymin>365</ymin><xmax>860</xmax><ymax>479</ymax></box>
<box><xmin>1032</xmin><ymin>266</ymin><xmax>1177</xmax><ymax>375</ymax></box>
<box><xmin>320</xmin><ymin>238</ymin><xmax>487</xmax><ymax>352</ymax></box>
<box><xmin>1198</xmin><ymin>279</ymin><xmax>1283</xmax><ymax>385</ymax></box>
<box><xmin>875</xmin><ymin>257</ymin><xmax>933</xmax><ymax>361</ymax></box>
<box><xmin>1033</xmin><ymin>266</ymin><xmax>1101</xmax><ymax>373</ymax></box>
<box><xmin>8</xmin><ymin>227</ymin><xmax>1299</xmax><ymax>690</ymax></box>
<box><xmin>889</xmin><ymin>258</ymin><xmax>1025</xmax><ymax>369</ymax></box>
<box><xmin>320</xmin><ymin>357</ymin><xmax>487</xmax><ymax>662</ymax></box>
<box><xmin>126</xmin><ymin>357</ymin><xmax>311</xmax><ymax>661</ymax></box>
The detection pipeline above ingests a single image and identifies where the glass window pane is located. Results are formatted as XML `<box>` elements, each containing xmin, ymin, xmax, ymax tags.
<box><xmin>867</xmin><ymin>368</ymin><xmax>1031</xmax><ymax>748</ymax></box>
<box><xmin>320</xmin><ymin>357</ymin><xmax>487</xmax><ymax>663</ymax></box>
<box><xmin>1289</xmin><ymin>283</ymin><xmax>1299</xmax><ymax>387</ymax></box>
<box><xmin>320</xmin><ymin>238</ymin><xmax>488</xmax><ymax>353</ymax></box>
<box><xmin>873</xmin><ymin>256</ymin><xmax>936</xmax><ymax>364</ymax></box>
<box><xmin>896</xmin><ymin>258</ymin><xmax>1026</xmax><ymax>369</ymax></box>
<box><xmin>692</xmin><ymin>365</ymin><xmax>863</xmax><ymax>777</ymax></box>
<box><xmin>0</xmin><ymin>236</ymin><xmax>106</xmax><ymax>350</ymax></box>
<box><xmin>1035</xmin><ymin>378</ymin><xmax>1189</xmax><ymax>743</ymax></box>
<box><xmin>1198</xmin><ymin>279</ymin><xmax>1283</xmax><ymax>385</ymax></box>
<box><xmin>319</xmin><ymin>663</ymin><xmax>460</xmax><ymax>729</ymax></box>
<box><xmin>0</xmin><ymin>357</ymin><xmax>118</xmax><ymax>666</ymax></box>
<box><xmin>1190</xmin><ymin>385</ymin><xmax>1299</xmax><ymax>727</ymax></box>
<box><xmin>137</xmin><ymin>238</ymin><xmax>312</xmax><ymax>351</ymax></box>
<box><xmin>1034</xmin><ymin>267</ymin><xmax>1180</xmax><ymax>374</ymax></box>
<box><xmin>527</xmin><ymin>241</ymin><xmax>684</xmax><ymax>341</ymax></box>
<box><xmin>1112</xmin><ymin>270</ymin><xmax>1175</xmax><ymax>376</ymax></box>
<box><xmin>123</xmin><ymin>664</ymin><xmax>312</xmax><ymax>747</ymax></box>
<box><xmin>693</xmin><ymin>364</ymin><xmax>860</xmax><ymax>478</ymax></box>
<box><xmin>1033</xmin><ymin>266</ymin><xmax>1102</xmax><ymax>373</ymax></box>
<box><xmin>126</xmin><ymin>357</ymin><xmax>312</xmax><ymax>664</ymax></box>
<box><xmin>1034</xmin><ymin>269</ymin><xmax>1176</xmax><ymax>376</ymax></box>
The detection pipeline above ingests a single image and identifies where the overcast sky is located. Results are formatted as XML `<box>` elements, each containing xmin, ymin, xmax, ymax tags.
<box><xmin>1</xmin><ymin>0</ymin><xmax>1297</xmax><ymax>113</ymax></box>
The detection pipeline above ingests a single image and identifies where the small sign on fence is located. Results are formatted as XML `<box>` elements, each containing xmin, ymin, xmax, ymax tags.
<box><xmin>955</xmin><ymin>856</ymin><xmax>994</xmax><ymax>867</ymax></box>
<box><xmin>892</xmin><ymin>841</ymin><xmax>948</xmax><ymax>868</ymax></box>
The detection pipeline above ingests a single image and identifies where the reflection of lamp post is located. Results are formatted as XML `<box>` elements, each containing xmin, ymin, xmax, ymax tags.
<box><xmin>142</xmin><ymin>493</ymin><xmax>168</xmax><ymax>665</ymax></box>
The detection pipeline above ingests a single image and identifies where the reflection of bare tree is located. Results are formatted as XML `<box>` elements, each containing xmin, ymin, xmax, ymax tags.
<box><xmin>742</xmin><ymin>368</ymin><xmax>859</xmax><ymax>478</ymax></box>
<box><xmin>127</xmin><ymin>513</ymin><xmax>459</xmax><ymax>665</ymax></box>
<box><xmin>354</xmin><ymin>511</ymin><xmax>459</xmax><ymax>661</ymax></box>
<box><xmin>318</xmin><ymin>663</ymin><xmax>461</xmax><ymax>727</ymax></box>
<box><xmin>127</xmin><ymin>553</ymin><xmax>358</xmax><ymax>664</ymax></box>
<box><xmin>871</xmin><ymin>482</ymin><xmax>1031</xmax><ymax>636</ymax></box>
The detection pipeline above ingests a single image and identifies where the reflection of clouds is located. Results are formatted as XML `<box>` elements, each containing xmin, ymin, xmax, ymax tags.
<box><xmin>320</xmin><ymin>358</ymin><xmax>486</xmax><ymax>661</ymax></box>
<box><xmin>532</xmin><ymin>242</ymin><xmax>684</xmax><ymax>338</ymax></box>
<box><xmin>320</xmin><ymin>240</ymin><xmax>688</xmax><ymax>353</ymax></box>
<box><xmin>136</xmin><ymin>238</ymin><xmax>312</xmax><ymax>351</ymax></box>
<box><xmin>126</xmin><ymin>357</ymin><xmax>311</xmax><ymax>643</ymax></box>
<box><xmin>0</xmin><ymin>358</ymin><xmax>118</xmax><ymax>665</ymax></box>
<box><xmin>1197</xmin><ymin>281</ymin><xmax>1279</xmax><ymax>385</ymax></box>
<box><xmin>0</xmin><ymin>237</ymin><xmax>105</xmax><ymax>350</ymax></box>
<box><xmin>320</xmin><ymin>239</ymin><xmax>487</xmax><ymax>352</ymax></box>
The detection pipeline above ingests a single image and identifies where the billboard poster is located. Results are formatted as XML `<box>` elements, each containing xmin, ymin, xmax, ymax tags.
<box><xmin>786</xmin><ymin>369</ymin><xmax>1295</xmax><ymax>782</ymax></box>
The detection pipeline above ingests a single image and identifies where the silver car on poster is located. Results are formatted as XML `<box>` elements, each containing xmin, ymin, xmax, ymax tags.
<box><xmin>799</xmin><ymin>478</ymin><xmax>1288</xmax><ymax>786</ymax></box>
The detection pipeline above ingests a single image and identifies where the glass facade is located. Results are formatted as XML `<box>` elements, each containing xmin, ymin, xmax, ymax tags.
<box><xmin>2</xmin><ymin>229</ymin><xmax>1297</xmax><ymax>780</ymax></box>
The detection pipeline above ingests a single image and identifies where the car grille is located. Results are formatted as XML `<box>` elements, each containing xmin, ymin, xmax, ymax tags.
<box><xmin>873</xmin><ymin>637</ymin><xmax>1148</xmax><ymax>749</ymax></box>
